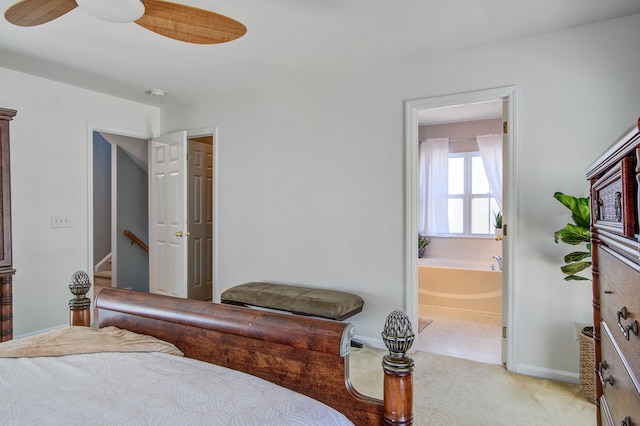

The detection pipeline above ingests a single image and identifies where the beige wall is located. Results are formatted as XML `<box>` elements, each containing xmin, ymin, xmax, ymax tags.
<box><xmin>1</xmin><ymin>13</ymin><xmax>638</xmax><ymax>383</ymax></box>
<box><xmin>0</xmin><ymin>67</ymin><xmax>160</xmax><ymax>335</ymax></box>
<box><xmin>162</xmin><ymin>13</ymin><xmax>640</xmax><ymax>381</ymax></box>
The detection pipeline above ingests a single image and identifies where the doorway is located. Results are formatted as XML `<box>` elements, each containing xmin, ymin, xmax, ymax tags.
<box><xmin>92</xmin><ymin>131</ymin><xmax>149</xmax><ymax>296</ymax></box>
<box><xmin>89</xmin><ymin>126</ymin><xmax>216</xmax><ymax>306</ymax></box>
<box><xmin>414</xmin><ymin>108</ymin><xmax>503</xmax><ymax>364</ymax></box>
<box><xmin>404</xmin><ymin>86</ymin><xmax>517</xmax><ymax>370</ymax></box>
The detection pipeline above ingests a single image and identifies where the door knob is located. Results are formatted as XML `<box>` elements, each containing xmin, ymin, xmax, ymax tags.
<box><xmin>175</xmin><ymin>231</ymin><xmax>183</xmax><ymax>237</ymax></box>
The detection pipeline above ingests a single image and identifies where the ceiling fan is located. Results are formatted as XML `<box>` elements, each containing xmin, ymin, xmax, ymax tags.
<box><xmin>4</xmin><ymin>0</ymin><xmax>247</xmax><ymax>44</ymax></box>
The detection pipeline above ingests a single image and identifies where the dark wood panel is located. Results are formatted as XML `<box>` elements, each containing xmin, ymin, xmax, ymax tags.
<box><xmin>599</xmin><ymin>249</ymin><xmax>640</xmax><ymax>391</ymax></box>
<box><xmin>600</xmin><ymin>324</ymin><xmax>640</xmax><ymax>425</ymax></box>
<box><xmin>96</xmin><ymin>288</ymin><xmax>388</xmax><ymax>425</ymax></box>
<box><xmin>0</xmin><ymin>108</ymin><xmax>15</xmax><ymax>342</ymax></box>
<box><xmin>589</xmin><ymin>117</ymin><xmax>640</xmax><ymax>426</ymax></box>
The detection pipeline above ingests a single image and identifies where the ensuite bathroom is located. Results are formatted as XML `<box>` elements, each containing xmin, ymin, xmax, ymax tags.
<box><xmin>415</xmin><ymin>107</ymin><xmax>504</xmax><ymax>365</ymax></box>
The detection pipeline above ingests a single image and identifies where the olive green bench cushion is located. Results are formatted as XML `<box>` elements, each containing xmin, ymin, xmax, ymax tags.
<box><xmin>220</xmin><ymin>282</ymin><xmax>364</xmax><ymax>321</ymax></box>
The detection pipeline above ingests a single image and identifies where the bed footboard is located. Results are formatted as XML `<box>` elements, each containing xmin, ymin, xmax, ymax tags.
<box><xmin>69</xmin><ymin>276</ymin><xmax>413</xmax><ymax>425</ymax></box>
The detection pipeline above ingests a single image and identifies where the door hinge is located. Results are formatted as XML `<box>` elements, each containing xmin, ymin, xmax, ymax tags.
<box><xmin>503</xmin><ymin>121</ymin><xmax>508</xmax><ymax>134</ymax></box>
<box><xmin>503</xmin><ymin>326</ymin><xmax>507</xmax><ymax>338</ymax></box>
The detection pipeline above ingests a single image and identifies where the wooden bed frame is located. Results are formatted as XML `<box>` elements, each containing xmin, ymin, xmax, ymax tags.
<box><xmin>68</xmin><ymin>277</ymin><xmax>414</xmax><ymax>425</ymax></box>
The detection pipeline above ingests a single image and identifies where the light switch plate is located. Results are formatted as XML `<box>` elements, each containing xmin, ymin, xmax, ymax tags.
<box><xmin>51</xmin><ymin>214</ymin><xmax>70</xmax><ymax>228</ymax></box>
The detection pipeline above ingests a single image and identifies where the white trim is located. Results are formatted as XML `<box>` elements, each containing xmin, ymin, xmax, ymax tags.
<box><xmin>213</xmin><ymin>128</ymin><xmax>220</xmax><ymax>302</ymax></box>
<box><xmin>13</xmin><ymin>324</ymin><xmax>67</xmax><ymax>340</ymax></box>
<box><xmin>110</xmin><ymin>142</ymin><xmax>118</xmax><ymax>288</ymax></box>
<box><xmin>404</xmin><ymin>86</ymin><xmax>518</xmax><ymax>371</ymax></box>
<box><xmin>514</xmin><ymin>364</ymin><xmax>579</xmax><ymax>384</ymax></box>
<box><xmin>353</xmin><ymin>335</ymin><xmax>386</xmax><ymax>351</ymax></box>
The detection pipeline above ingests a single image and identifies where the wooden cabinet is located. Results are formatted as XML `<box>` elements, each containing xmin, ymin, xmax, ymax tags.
<box><xmin>0</xmin><ymin>108</ymin><xmax>16</xmax><ymax>342</ymax></box>
<box><xmin>587</xmin><ymin>118</ymin><xmax>640</xmax><ymax>426</ymax></box>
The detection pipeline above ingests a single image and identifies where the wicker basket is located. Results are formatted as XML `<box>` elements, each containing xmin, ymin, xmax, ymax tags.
<box><xmin>579</xmin><ymin>326</ymin><xmax>596</xmax><ymax>404</ymax></box>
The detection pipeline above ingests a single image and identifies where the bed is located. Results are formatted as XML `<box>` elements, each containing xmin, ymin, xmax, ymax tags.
<box><xmin>0</xmin><ymin>272</ymin><xmax>414</xmax><ymax>425</ymax></box>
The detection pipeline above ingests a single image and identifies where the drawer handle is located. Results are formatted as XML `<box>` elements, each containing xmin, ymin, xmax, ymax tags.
<box><xmin>614</xmin><ymin>191</ymin><xmax>622</xmax><ymax>222</ymax></box>
<box><xmin>617</xmin><ymin>307</ymin><xmax>639</xmax><ymax>340</ymax></box>
<box><xmin>596</xmin><ymin>361</ymin><xmax>614</xmax><ymax>388</ymax></box>
<box><xmin>620</xmin><ymin>416</ymin><xmax>630</xmax><ymax>426</ymax></box>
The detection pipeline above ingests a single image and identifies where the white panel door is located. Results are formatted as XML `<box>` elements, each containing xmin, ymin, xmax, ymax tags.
<box><xmin>187</xmin><ymin>140</ymin><xmax>213</xmax><ymax>300</ymax></box>
<box><xmin>149</xmin><ymin>131</ymin><xmax>188</xmax><ymax>298</ymax></box>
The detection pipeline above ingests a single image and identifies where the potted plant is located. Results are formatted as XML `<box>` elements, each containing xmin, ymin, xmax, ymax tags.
<box><xmin>418</xmin><ymin>234</ymin><xmax>431</xmax><ymax>258</ymax></box>
<box><xmin>553</xmin><ymin>192</ymin><xmax>591</xmax><ymax>281</ymax></box>
<box><xmin>493</xmin><ymin>210</ymin><xmax>503</xmax><ymax>237</ymax></box>
<box><xmin>553</xmin><ymin>191</ymin><xmax>595</xmax><ymax>402</ymax></box>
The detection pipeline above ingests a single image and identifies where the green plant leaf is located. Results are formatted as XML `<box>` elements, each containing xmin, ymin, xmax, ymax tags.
<box><xmin>564</xmin><ymin>251</ymin><xmax>591</xmax><ymax>263</ymax></box>
<box><xmin>561</xmin><ymin>261</ymin><xmax>591</xmax><ymax>275</ymax></box>
<box><xmin>553</xmin><ymin>192</ymin><xmax>590</xmax><ymax>228</ymax></box>
<box><xmin>493</xmin><ymin>210</ymin><xmax>502</xmax><ymax>228</ymax></box>
<box><xmin>564</xmin><ymin>275</ymin><xmax>590</xmax><ymax>281</ymax></box>
<box><xmin>556</xmin><ymin>223</ymin><xmax>590</xmax><ymax>245</ymax></box>
<box><xmin>553</xmin><ymin>192</ymin><xmax>592</xmax><ymax>282</ymax></box>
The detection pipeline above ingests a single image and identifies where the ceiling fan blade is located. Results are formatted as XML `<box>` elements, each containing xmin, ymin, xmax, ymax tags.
<box><xmin>4</xmin><ymin>0</ymin><xmax>77</xmax><ymax>27</ymax></box>
<box><xmin>135</xmin><ymin>0</ymin><xmax>246</xmax><ymax>44</ymax></box>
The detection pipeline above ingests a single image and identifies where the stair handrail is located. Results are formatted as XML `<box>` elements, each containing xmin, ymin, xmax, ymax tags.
<box><xmin>123</xmin><ymin>230</ymin><xmax>149</xmax><ymax>253</ymax></box>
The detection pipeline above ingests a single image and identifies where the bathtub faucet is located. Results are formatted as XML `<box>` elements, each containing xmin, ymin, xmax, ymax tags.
<box><xmin>492</xmin><ymin>255</ymin><xmax>502</xmax><ymax>271</ymax></box>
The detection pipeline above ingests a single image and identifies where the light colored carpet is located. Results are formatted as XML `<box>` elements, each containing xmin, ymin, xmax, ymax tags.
<box><xmin>348</xmin><ymin>346</ymin><xmax>595</xmax><ymax>426</ymax></box>
<box><xmin>418</xmin><ymin>317</ymin><xmax>432</xmax><ymax>333</ymax></box>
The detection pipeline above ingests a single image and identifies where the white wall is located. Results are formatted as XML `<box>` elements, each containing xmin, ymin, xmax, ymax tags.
<box><xmin>0</xmin><ymin>67</ymin><xmax>160</xmax><ymax>335</ymax></box>
<box><xmin>162</xmin><ymin>14</ymin><xmax>640</xmax><ymax>379</ymax></box>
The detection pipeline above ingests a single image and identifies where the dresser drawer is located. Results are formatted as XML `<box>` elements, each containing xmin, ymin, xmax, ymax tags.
<box><xmin>599</xmin><ymin>395</ymin><xmax>614</xmax><ymax>426</ymax></box>
<box><xmin>599</xmin><ymin>248</ymin><xmax>640</xmax><ymax>386</ymax></box>
<box><xmin>592</xmin><ymin>156</ymin><xmax>637</xmax><ymax>239</ymax></box>
<box><xmin>599</xmin><ymin>323</ymin><xmax>640</xmax><ymax>426</ymax></box>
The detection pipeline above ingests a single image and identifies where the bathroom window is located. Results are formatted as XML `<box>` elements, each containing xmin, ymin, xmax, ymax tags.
<box><xmin>448</xmin><ymin>152</ymin><xmax>498</xmax><ymax>235</ymax></box>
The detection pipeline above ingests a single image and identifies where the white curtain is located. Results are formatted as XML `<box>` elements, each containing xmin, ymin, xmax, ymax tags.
<box><xmin>418</xmin><ymin>138</ymin><xmax>449</xmax><ymax>236</ymax></box>
<box><xmin>477</xmin><ymin>134</ymin><xmax>503</xmax><ymax>210</ymax></box>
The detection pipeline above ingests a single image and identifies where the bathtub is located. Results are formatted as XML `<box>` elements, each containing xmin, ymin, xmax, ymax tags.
<box><xmin>418</xmin><ymin>257</ymin><xmax>502</xmax><ymax>314</ymax></box>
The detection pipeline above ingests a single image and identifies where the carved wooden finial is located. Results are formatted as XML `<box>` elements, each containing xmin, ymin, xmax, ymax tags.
<box><xmin>68</xmin><ymin>270</ymin><xmax>92</xmax><ymax>327</ymax></box>
<box><xmin>381</xmin><ymin>310</ymin><xmax>414</xmax><ymax>425</ymax></box>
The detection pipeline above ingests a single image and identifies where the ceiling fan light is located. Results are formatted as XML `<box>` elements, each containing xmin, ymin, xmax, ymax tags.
<box><xmin>75</xmin><ymin>0</ymin><xmax>145</xmax><ymax>23</ymax></box>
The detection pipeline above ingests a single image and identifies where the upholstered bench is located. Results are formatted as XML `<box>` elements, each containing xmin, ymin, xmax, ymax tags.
<box><xmin>220</xmin><ymin>282</ymin><xmax>364</xmax><ymax>321</ymax></box>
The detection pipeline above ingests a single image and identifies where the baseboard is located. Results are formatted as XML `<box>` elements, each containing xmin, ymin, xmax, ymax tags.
<box><xmin>354</xmin><ymin>335</ymin><xmax>581</xmax><ymax>385</ymax></box>
<box><xmin>514</xmin><ymin>363</ymin><xmax>580</xmax><ymax>384</ymax></box>
<box><xmin>13</xmin><ymin>323</ymin><xmax>67</xmax><ymax>340</ymax></box>
<box><xmin>353</xmin><ymin>335</ymin><xmax>386</xmax><ymax>351</ymax></box>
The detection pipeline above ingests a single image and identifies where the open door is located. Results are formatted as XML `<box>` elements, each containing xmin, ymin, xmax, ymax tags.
<box><xmin>501</xmin><ymin>96</ymin><xmax>513</xmax><ymax>366</ymax></box>
<box><xmin>149</xmin><ymin>131</ymin><xmax>188</xmax><ymax>297</ymax></box>
<box><xmin>187</xmin><ymin>138</ymin><xmax>213</xmax><ymax>300</ymax></box>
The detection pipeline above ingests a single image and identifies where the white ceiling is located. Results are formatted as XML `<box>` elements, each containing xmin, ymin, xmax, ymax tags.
<box><xmin>2</xmin><ymin>0</ymin><xmax>640</xmax><ymax>110</ymax></box>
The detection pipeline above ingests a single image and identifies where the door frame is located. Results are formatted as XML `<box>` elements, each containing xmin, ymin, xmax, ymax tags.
<box><xmin>88</xmin><ymin>125</ymin><xmax>219</xmax><ymax>300</ymax></box>
<box><xmin>404</xmin><ymin>86</ymin><xmax>518</xmax><ymax>370</ymax></box>
<box><xmin>86</xmin><ymin>122</ymin><xmax>153</xmax><ymax>298</ymax></box>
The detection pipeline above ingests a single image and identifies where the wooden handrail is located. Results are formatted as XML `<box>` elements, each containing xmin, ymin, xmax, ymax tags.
<box><xmin>123</xmin><ymin>230</ymin><xmax>149</xmax><ymax>253</ymax></box>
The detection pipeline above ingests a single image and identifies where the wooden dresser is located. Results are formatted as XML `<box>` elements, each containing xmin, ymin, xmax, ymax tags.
<box><xmin>586</xmin><ymin>118</ymin><xmax>640</xmax><ymax>426</ymax></box>
<box><xmin>0</xmin><ymin>108</ymin><xmax>16</xmax><ymax>342</ymax></box>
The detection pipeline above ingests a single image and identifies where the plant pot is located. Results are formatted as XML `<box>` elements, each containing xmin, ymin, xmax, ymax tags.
<box><xmin>418</xmin><ymin>248</ymin><xmax>425</xmax><ymax>258</ymax></box>
<box><xmin>579</xmin><ymin>326</ymin><xmax>596</xmax><ymax>404</ymax></box>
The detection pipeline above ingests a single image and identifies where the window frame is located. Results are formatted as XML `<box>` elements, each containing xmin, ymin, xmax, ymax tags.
<box><xmin>447</xmin><ymin>151</ymin><xmax>496</xmax><ymax>238</ymax></box>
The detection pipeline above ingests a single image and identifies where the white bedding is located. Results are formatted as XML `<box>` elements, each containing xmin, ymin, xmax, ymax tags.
<box><xmin>0</xmin><ymin>351</ymin><xmax>354</xmax><ymax>425</ymax></box>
